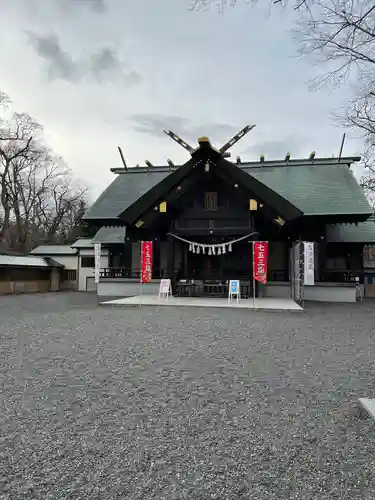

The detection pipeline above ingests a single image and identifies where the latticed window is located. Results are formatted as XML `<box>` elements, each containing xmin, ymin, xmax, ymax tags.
<box><xmin>204</xmin><ymin>192</ymin><xmax>218</xmax><ymax>211</ymax></box>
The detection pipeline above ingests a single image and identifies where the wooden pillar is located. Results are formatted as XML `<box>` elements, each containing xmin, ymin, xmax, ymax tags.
<box><xmin>124</xmin><ymin>239</ymin><xmax>132</xmax><ymax>275</ymax></box>
<box><xmin>153</xmin><ymin>239</ymin><xmax>161</xmax><ymax>278</ymax></box>
<box><xmin>184</xmin><ymin>242</ymin><xmax>188</xmax><ymax>278</ymax></box>
<box><xmin>251</xmin><ymin>233</ymin><xmax>259</xmax><ymax>298</ymax></box>
<box><xmin>318</xmin><ymin>239</ymin><xmax>327</xmax><ymax>282</ymax></box>
<box><xmin>284</xmin><ymin>239</ymin><xmax>291</xmax><ymax>282</ymax></box>
<box><xmin>167</xmin><ymin>235</ymin><xmax>175</xmax><ymax>293</ymax></box>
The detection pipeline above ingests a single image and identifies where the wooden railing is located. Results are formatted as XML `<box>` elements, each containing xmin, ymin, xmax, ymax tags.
<box><xmin>320</xmin><ymin>270</ymin><xmax>364</xmax><ymax>284</ymax></box>
<box><xmin>175</xmin><ymin>282</ymin><xmax>253</xmax><ymax>298</ymax></box>
<box><xmin>99</xmin><ymin>268</ymin><xmax>165</xmax><ymax>279</ymax></box>
<box><xmin>99</xmin><ymin>268</ymin><xmax>290</xmax><ymax>282</ymax></box>
<box><xmin>99</xmin><ymin>267</ymin><xmax>367</xmax><ymax>285</ymax></box>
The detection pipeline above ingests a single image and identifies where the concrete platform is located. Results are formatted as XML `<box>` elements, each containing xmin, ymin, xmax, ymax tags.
<box><xmin>100</xmin><ymin>296</ymin><xmax>303</xmax><ymax>311</ymax></box>
<box><xmin>359</xmin><ymin>398</ymin><xmax>375</xmax><ymax>419</ymax></box>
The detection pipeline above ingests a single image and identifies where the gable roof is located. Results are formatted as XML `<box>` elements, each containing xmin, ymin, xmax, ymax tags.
<box><xmin>327</xmin><ymin>218</ymin><xmax>375</xmax><ymax>243</ymax></box>
<box><xmin>84</xmin><ymin>156</ymin><xmax>371</xmax><ymax>222</ymax></box>
<box><xmin>44</xmin><ymin>257</ymin><xmax>65</xmax><ymax>268</ymax></box>
<box><xmin>85</xmin><ymin>170</ymin><xmax>170</xmax><ymax>220</ymax></box>
<box><xmin>30</xmin><ymin>245</ymin><xmax>77</xmax><ymax>255</ymax></box>
<box><xmin>117</xmin><ymin>153</ymin><xmax>302</xmax><ymax>224</ymax></box>
<box><xmin>0</xmin><ymin>255</ymin><xmax>61</xmax><ymax>268</ymax></box>
<box><xmin>246</xmin><ymin>162</ymin><xmax>370</xmax><ymax>216</ymax></box>
<box><xmin>92</xmin><ymin>226</ymin><xmax>127</xmax><ymax>244</ymax></box>
<box><xmin>71</xmin><ymin>238</ymin><xmax>94</xmax><ymax>249</ymax></box>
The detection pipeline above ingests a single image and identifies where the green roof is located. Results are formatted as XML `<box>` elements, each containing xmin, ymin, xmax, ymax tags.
<box><xmin>327</xmin><ymin>218</ymin><xmax>375</xmax><ymax>243</ymax></box>
<box><xmin>85</xmin><ymin>158</ymin><xmax>372</xmax><ymax>220</ymax></box>
<box><xmin>92</xmin><ymin>226</ymin><xmax>126</xmax><ymax>244</ymax></box>
<box><xmin>85</xmin><ymin>170</ymin><xmax>170</xmax><ymax>220</ymax></box>
<box><xmin>246</xmin><ymin>163</ymin><xmax>370</xmax><ymax>216</ymax></box>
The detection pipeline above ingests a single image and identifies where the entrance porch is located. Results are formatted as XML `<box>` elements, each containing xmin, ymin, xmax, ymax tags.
<box><xmin>100</xmin><ymin>295</ymin><xmax>303</xmax><ymax>311</ymax></box>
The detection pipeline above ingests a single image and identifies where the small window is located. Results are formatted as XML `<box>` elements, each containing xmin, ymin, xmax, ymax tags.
<box><xmin>81</xmin><ymin>256</ymin><xmax>95</xmax><ymax>268</ymax></box>
<box><xmin>204</xmin><ymin>192</ymin><xmax>218</xmax><ymax>211</ymax></box>
<box><xmin>61</xmin><ymin>269</ymin><xmax>77</xmax><ymax>281</ymax></box>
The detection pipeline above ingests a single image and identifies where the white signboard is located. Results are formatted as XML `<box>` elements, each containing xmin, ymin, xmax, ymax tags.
<box><xmin>304</xmin><ymin>242</ymin><xmax>315</xmax><ymax>286</ymax></box>
<box><xmin>228</xmin><ymin>279</ymin><xmax>240</xmax><ymax>303</ymax></box>
<box><xmin>94</xmin><ymin>243</ymin><xmax>101</xmax><ymax>284</ymax></box>
<box><xmin>159</xmin><ymin>278</ymin><xmax>172</xmax><ymax>299</ymax></box>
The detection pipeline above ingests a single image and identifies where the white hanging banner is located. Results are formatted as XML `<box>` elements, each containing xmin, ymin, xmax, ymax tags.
<box><xmin>159</xmin><ymin>278</ymin><xmax>172</xmax><ymax>299</ymax></box>
<box><xmin>228</xmin><ymin>279</ymin><xmax>240</xmax><ymax>303</ymax></box>
<box><xmin>94</xmin><ymin>243</ymin><xmax>101</xmax><ymax>284</ymax></box>
<box><xmin>304</xmin><ymin>241</ymin><xmax>315</xmax><ymax>286</ymax></box>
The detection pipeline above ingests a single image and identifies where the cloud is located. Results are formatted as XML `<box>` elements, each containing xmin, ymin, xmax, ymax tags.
<box><xmin>69</xmin><ymin>0</ymin><xmax>106</xmax><ymax>13</ymax></box>
<box><xmin>130</xmin><ymin>113</ymin><xmax>244</xmax><ymax>146</ymax></box>
<box><xmin>27</xmin><ymin>32</ymin><xmax>141</xmax><ymax>85</ymax></box>
<box><xmin>89</xmin><ymin>48</ymin><xmax>141</xmax><ymax>85</ymax></box>
<box><xmin>27</xmin><ymin>32</ymin><xmax>80</xmax><ymax>82</ymax></box>
<box><xmin>243</xmin><ymin>138</ymin><xmax>307</xmax><ymax>159</ymax></box>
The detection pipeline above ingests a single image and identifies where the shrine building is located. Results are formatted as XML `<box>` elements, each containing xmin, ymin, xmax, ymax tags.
<box><xmin>83</xmin><ymin>126</ymin><xmax>375</xmax><ymax>303</ymax></box>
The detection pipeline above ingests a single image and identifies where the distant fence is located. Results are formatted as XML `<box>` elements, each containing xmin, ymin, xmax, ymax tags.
<box><xmin>0</xmin><ymin>280</ymin><xmax>51</xmax><ymax>296</ymax></box>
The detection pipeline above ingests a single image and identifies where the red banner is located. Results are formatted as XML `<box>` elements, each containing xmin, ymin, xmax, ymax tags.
<box><xmin>141</xmin><ymin>241</ymin><xmax>153</xmax><ymax>283</ymax></box>
<box><xmin>253</xmin><ymin>241</ymin><xmax>268</xmax><ymax>284</ymax></box>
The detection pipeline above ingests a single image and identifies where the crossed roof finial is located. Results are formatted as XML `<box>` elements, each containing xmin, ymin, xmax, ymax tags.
<box><xmin>163</xmin><ymin>124</ymin><xmax>256</xmax><ymax>157</ymax></box>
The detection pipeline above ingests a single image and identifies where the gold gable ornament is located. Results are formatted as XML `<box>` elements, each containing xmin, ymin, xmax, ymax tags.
<box><xmin>274</xmin><ymin>216</ymin><xmax>285</xmax><ymax>227</ymax></box>
<box><xmin>249</xmin><ymin>199</ymin><xmax>258</xmax><ymax>211</ymax></box>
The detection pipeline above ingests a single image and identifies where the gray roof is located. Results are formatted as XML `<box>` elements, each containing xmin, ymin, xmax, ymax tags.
<box><xmin>92</xmin><ymin>226</ymin><xmax>127</xmax><ymax>244</ymax></box>
<box><xmin>30</xmin><ymin>245</ymin><xmax>77</xmax><ymax>255</ymax></box>
<box><xmin>84</xmin><ymin>158</ymin><xmax>371</xmax><ymax>220</ymax></box>
<box><xmin>44</xmin><ymin>257</ymin><xmax>65</xmax><ymax>268</ymax></box>
<box><xmin>71</xmin><ymin>238</ymin><xmax>94</xmax><ymax>249</ymax></box>
<box><xmin>327</xmin><ymin>218</ymin><xmax>375</xmax><ymax>243</ymax></box>
<box><xmin>85</xmin><ymin>170</ymin><xmax>170</xmax><ymax>220</ymax></box>
<box><xmin>246</xmin><ymin>163</ymin><xmax>370</xmax><ymax>216</ymax></box>
<box><xmin>0</xmin><ymin>255</ymin><xmax>50</xmax><ymax>268</ymax></box>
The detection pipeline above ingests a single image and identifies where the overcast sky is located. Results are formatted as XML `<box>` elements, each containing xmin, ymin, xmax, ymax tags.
<box><xmin>0</xmin><ymin>0</ymin><xmax>364</xmax><ymax>200</ymax></box>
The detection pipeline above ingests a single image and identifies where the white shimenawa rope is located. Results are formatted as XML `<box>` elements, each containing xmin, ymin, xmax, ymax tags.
<box><xmin>167</xmin><ymin>231</ymin><xmax>259</xmax><ymax>255</ymax></box>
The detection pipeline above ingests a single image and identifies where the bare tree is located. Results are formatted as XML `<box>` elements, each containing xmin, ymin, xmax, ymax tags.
<box><xmin>190</xmin><ymin>0</ymin><xmax>307</xmax><ymax>12</ymax></box>
<box><xmin>0</xmin><ymin>99</ymin><xmax>40</xmax><ymax>245</ymax></box>
<box><xmin>296</xmin><ymin>1</ymin><xmax>375</xmax><ymax>86</ymax></box>
<box><xmin>0</xmin><ymin>91</ymin><xmax>87</xmax><ymax>252</ymax></box>
<box><xmin>191</xmin><ymin>0</ymin><xmax>375</xmax><ymax>200</ymax></box>
<box><xmin>33</xmin><ymin>160</ymin><xmax>87</xmax><ymax>244</ymax></box>
<box><xmin>295</xmin><ymin>0</ymin><xmax>375</xmax><ymax>195</ymax></box>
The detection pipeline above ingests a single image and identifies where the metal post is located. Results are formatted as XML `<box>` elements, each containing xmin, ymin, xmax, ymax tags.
<box><xmin>338</xmin><ymin>133</ymin><xmax>346</xmax><ymax>161</ymax></box>
<box><xmin>140</xmin><ymin>242</ymin><xmax>142</xmax><ymax>306</ymax></box>
<box><xmin>252</xmin><ymin>241</ymin><xmax>256</xmax><ymax>310</ymax></box>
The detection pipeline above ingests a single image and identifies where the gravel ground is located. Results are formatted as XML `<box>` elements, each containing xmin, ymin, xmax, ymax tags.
<box><xmin>1</xmin><ymin>293</ymin><xmax>375</xmax><ymax>499</ymax></box>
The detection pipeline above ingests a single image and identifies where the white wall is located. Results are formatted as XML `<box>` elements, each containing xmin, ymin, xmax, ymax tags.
<box><xmin>78</xmin><ymin>248</ymin><xmax>109</xmax><ymax>292</ymax></box>
<box><xmin>48</xmin><ymin>255</ymin><xmax>78</xmax><ymax>270</ymax></box>
<box><xmin>98</xmin><ymin>279</ymin><xmax>160</xmax><ymax>299</ymax></box>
